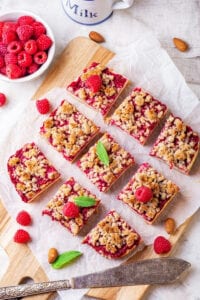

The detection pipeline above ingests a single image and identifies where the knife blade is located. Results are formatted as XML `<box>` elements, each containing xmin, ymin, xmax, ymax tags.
<box><xmin>0</xmin><ymin>258</ymin><xmax>190</xmax><ymax>300</ymax></box>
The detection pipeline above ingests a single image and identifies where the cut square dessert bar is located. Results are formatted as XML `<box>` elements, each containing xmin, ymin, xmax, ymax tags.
<box><xmin>40</xmin><ymin>100</ymin><xmax>100</xmax><ymax>162</ymax></box>
<box><xmin>67</xmin><ymin>62</ymin><xmax>129</xmax><ymax>116</ymax></box>
<box><xmin>7</xmin><ymin>142</ymin><xmax>60</xmax><ymax>203</ymax></box>
<box><xmin>42</xmin><ymin>177</ymin><xmax>100</xmax><ymax>235</ymax></box>
<box><xmin>77</xmin><ymin>132</ymin><xmax>134</xmax><ymax>192</ymax></box>
<box><xmin>150</xmin><ymin>114</ymin><xmax>200</xmax><ymax>174</ymax></box>
<box><xmin>109</xmin><ymin>87</ymin><xmax>168</xmax><ymax>145</ymax></box>
<box><xmin>82</xmin><ymin>210</ymin><xmax>143</xmax><ymax>259</ymax></box>
<box><xmin>118</xmin><ymin>163</ymin><xmax>179</xmax><ymax>224</ymax></box>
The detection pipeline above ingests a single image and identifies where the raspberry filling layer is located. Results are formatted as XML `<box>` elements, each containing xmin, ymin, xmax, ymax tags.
<box><xmin>110</xmin><ymin>87</ymin><xmax>167</xmax><ymax>145</ymax></box>
<box><xmin>7</xmin><ymin>142</ymin><xmax>60</xmax><ymax>202</ymax></box>
<box><xmin>42</xmin><ymin>177</ymin><xmax>100</xmax><ymax>235</ymax></box>
<box><xmin>83</xmin><ymin>210</ymin><xmax>141</xmax><ymax>259</ymax></box>
<box><xmin>150</xmin><ymin>115</ymin><xmax>199</xmax><ymax>173</ymax></box>
<box><xmin>118</xmin><ymin>163</ymin><xmax>179</xmax><ymax>223</ymax></box>
<box><xmin>40</xmin><ymin>100</ymin><xmax>99</xmax><ymax>162</ymax></box>
<box><xmin>67</xmin><ymin>62</ymin><xmax>128</xmax><ymax>116</ymax></box>
<box><xmin>77</xmin><ymin>132</ymin><xmax>134</xmax><ymax>192</ymax></box>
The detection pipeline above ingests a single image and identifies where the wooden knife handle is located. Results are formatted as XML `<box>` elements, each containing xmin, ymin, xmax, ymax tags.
<box><xmin>0</xmin><ymin>279</ymin><xmax>72</xmax><ymax>299</ymax></box>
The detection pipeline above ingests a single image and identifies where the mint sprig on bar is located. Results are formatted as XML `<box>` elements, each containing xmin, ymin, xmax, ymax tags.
<box><xmin>74</xmin><ymin>196</ymin><xmax>96</xmax><ymax>207</ymax></box>
<box><xmin>96</xmin><ymin>140</ymin><xmax>109</xmax><ymax>166</ymax></box>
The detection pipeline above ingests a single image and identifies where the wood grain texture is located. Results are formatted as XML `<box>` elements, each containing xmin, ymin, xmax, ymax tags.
<box><xmin>0</xmin><ymin>37</ymin><xmax>196</xmax><ymax>300</ymax></box>
<box><xmin>0</xmin><ymin>201</ymin><xmax>54</xmax><ymax>300</ymax></box>
<box><xmin>32</xmin><ymin>37</ymin><xmax>114</xmax><ymax>100</ymax></box>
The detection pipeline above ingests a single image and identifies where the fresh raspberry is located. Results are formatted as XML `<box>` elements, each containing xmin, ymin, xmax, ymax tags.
<box><xmin>3</xmin><ymin>22</ymin><xmax>18</xmax><ymax>33</ymax></box>
<box><xmin>24</xmin><ymin>39</ymin><xmax>37</xmax><ymax>54</ymax></box>
<box><xmin>14</xmin><ymin>229</ymin><xmax>31</xmax><ymax>244</ymax></box>
<box><xmin>0</xmin><ymin>22</ymin><xmax>4</xmax><ymax>38</ymax></box>
<box><xmin>4</xmin><ymin>53</ymin><xmax>18</xmax><ymax>65</ymax></box>
<box><xmin>36</xmin><ymin>98</ymin><xmax>50</xmax><ymax>114</ymax></box>
<box><xmin>18</xmin><ymin>51</ymin><xmax>32</xmax><ymax>67</ymax></box>
<box><xmin>0</xmin><ymin>93</ymin><xmax>6</xmax><ymax>107</ymax></box>
<box><xmin>27</xmin><ymin>62</ymin><xmax>39</xmax><ymax>74</ymax></box>
<box><xmin>153</xmin><ymin>236</ymin><xmax>171</xmax><ymax>254</ymax></box>
<box><xmin>17</xmin><ymin>25</ymin><xmax>33</xmax><ymax>41</ymax></box>
<box><xmin>0</xmin><ymin>55</ymin><xmax>5</xmax><ymax>68</ymax></box>
<box><xmin>0</xmin><ymin>42</ymin><xmax>7</xmax><ymax>55</ymax></box>
<box><xmin>36</xmin><ymin>34</ymin><xmax>52</xmax><ymax>51</ymax></box>
<box><xmin>135</xmin><ymin>186</ymin><xmax>153</xmax><ymax>203</ymax></box>
<box><xmin>20</xmin><ymin>66</ymin><xmax>27</xmax><ymax>77</ymax></box>
<box><xmin>7</xmin><ymin>41</ymin><xmax>22</xmax><ymax>54</ymax></box>
<box><xmin>2</xmin><ymin>30</ymin><xmax>17</xmax><ymax>45</ymax></box>
<box><xmin>18</xmin><ymin>15</ymin><xmax>35</xmax><ymax>26</ymax></box>
<box><xmin>32</xmin><ymin>21</ymin><xmax>46</xmax><ymax>38</ymax></box>
<box><xmin>86</xmin><ymin>75</ymin><xmax>102</xmax><ymax>93</ymax></box>
<box><xmin>0</xmin><ymin>66</ymin><xmax>6</xmax><ymax>75</ymax></box>
<box><xmin>63</xmin><ymin>202</ymin><xmax>79</xmax><ymax>218</ymax></box>
<box><xmin>16</xmin><ymin>210</ymin><xmax>32</xmax><ymax>226</ymax></box>
<box><xmin>34</xmin><ymin>51</ymin><xmax>47</xmax><ymax>65</ymax></box>
<box><xmin>6</xmin><ymin>64</ymin><xmax>22</xmax><ymax>79</ymax></box>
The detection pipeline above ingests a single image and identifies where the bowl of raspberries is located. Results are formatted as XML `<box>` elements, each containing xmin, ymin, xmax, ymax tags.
<box><xmin>0</xmin><ymin>10</ymin><xmax>55</xmax><ymax>82</ymax></box>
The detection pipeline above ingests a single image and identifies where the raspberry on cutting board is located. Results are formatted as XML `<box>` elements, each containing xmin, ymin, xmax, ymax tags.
<box><xmin>153</xmin><ymin>236</ymin><xmax>172</xmax><ymax>254</ymax></box>
<box><xmin>14</xmin><ymin>229</ymin><xmax>31</xmax><ymax>244</ymax></box>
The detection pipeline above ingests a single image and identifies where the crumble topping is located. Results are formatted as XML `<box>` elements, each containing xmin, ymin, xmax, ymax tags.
<box><xmin>77</xmin><ymin>132</ymin><xmax>134</xmax><ymax>192</ymax></box>
<box><xmin>42</xmin><ymin>177</ymin><xmax>100</xmax><ymax>235</ymax></box>
<box><xmin>118</xmin><ymin>163</ymin><xmax>179</xmax><ymax>223</ymax></box>
<box><xmin>7</xmin><ymin>143</ymin><xmax>60</xmax><ymax>202</ymax></box>
<box><xmin>40</xmin><ymin>100</ymin><xmax>99</xmax><ymax>162</ymax></box>
<box><xmin>150</xmin><ymin>114</ymin><xmax>200</xmax><ymax>174</ymax></box>
<box><xmin>67</xmin><ymin>62</ymin><xmax>128</xmax><ymax>116</ymax></box>
<box><xmin>83</xmin><ymin>210</ymin><xmax>141</xmax><ymax>258</ymax></box>
<box><xmin>109</xmin><ymin>88</ymin><xmax>167</xmax><ymax>144</ymax></box>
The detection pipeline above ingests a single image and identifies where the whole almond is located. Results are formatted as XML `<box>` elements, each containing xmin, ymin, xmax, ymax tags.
<box><xmin>48</xmin><ymin>248</ymin><xmax>58</xmax><ymax>264</ymax></box>
<box><xmin>89</xmin><ymin>31</ymin><xmax>105</xmax><ymax>43</ymax></box>
<box><xmin>164</xmin><ymin>218</ymin><xmax>176</xmax><ymax>235</ymax></box>
<box><xmin>173</xmin><ymin>37</ymin><xmax>188</xmax><ymax>52</ymax></box>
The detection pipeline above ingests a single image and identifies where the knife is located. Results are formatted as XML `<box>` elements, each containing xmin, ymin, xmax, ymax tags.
<box><xmin>0</xmin><ymin>258</ymin><xmax>190</xmax><ymax>300</ymax></box>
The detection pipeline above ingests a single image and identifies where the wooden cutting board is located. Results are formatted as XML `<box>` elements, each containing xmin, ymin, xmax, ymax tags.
<box><xmin>0</xmin><ymin>37</ymin><xmax>197</xmax><ymax>300</ymax></box>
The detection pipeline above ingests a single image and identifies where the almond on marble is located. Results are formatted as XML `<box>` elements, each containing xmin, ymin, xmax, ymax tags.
<box><xmin>173</xmin><ymin>37</ymin><xmax>188</xmax><ymax>52</ymax></box>
<box><xmin>89</xmin><ymin>31</ymin><xmax>105</xmax><ymax>43</ymax></box>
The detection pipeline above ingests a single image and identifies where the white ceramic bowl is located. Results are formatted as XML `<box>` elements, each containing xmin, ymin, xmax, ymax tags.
<box><xmin>0</xmin><ymin>10</ymin><xmax>55</xmax><ymax>83</ymax></box>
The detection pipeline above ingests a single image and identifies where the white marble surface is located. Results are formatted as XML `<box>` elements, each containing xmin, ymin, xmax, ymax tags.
<box><xmin>0</xmin><ymin>1</ymin><xmax>200</xmax><ymax>299</ymax></box>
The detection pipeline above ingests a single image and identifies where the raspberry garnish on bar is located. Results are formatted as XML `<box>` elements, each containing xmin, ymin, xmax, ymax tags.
<box><xmin>67</xmin><ymin>62</ymin><xmax>129</xmax><ymax>117</ymax></box>
<box><xmin>118</xmin><ymin>163</ymin><xmax>179</xmax><ymax>224</ymax></box>
<box><xmin>42</xmin><ymin>177</ymin><xmax>100</xmax><ymax>235</ymax></box>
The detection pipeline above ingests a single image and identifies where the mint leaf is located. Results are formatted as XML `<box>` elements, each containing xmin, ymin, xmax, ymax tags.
<box><xmin>96</xmin><ymin>140</ymin><xmax>109</xmax><ymax>166</ymax></box>
<box><xmin>74</xmin><ymin>196</ymin><xmax>96</xmax><ymax>207</ymax></box>
<box><xmin>52</xmin><ymin>251</ymin><xmax>82</xmax><ymax>269</ymax></box>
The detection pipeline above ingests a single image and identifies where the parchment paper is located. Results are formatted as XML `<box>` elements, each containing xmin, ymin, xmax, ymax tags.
<box><xmin>0</xmin><ymin>21</ymin><xmax>200</xmax><ymax>300</ymax></box>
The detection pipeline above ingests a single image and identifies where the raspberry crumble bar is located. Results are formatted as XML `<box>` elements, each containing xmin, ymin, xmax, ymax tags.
<box><xmin>67</xmin><ymin>62</ymin><xmax>129</xmax><ymax>116</ymax></box>
<box><xmin>77</xmin><ymin>132</ymin><xmax>134</xmax><ymax>192</ymax></box>
<box><xmin>150</xmin><ymin>114</ymin><xmax>200</xmax><ymax>174</ymax></box>
<box><xmin>82</xmin><ymin>210</ymin><xmax>143</xmax><ymax>259</ymax></box>
<box><xmin>118</xmin><ymin>163</ymin><xmax>179</xmax><ymax>224</ymax></box>
<box><xmin>40</xmin><ymin>100</ymin><xmax>100</xmax><ymax>162</ymax></box>
<box><xmin>109</xmin><ymin>87</ymin><xmax>168</xmax><ymax>145</ymax></box>
<box><xmin>7</xmin><ymin>142</ymin><xmax>60</xmax><ymax>203</ymax></box>
<box><xmin>42</xmin><ymin>177</ymin><xmax>100</xmax><ymax>235</ymax></box>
